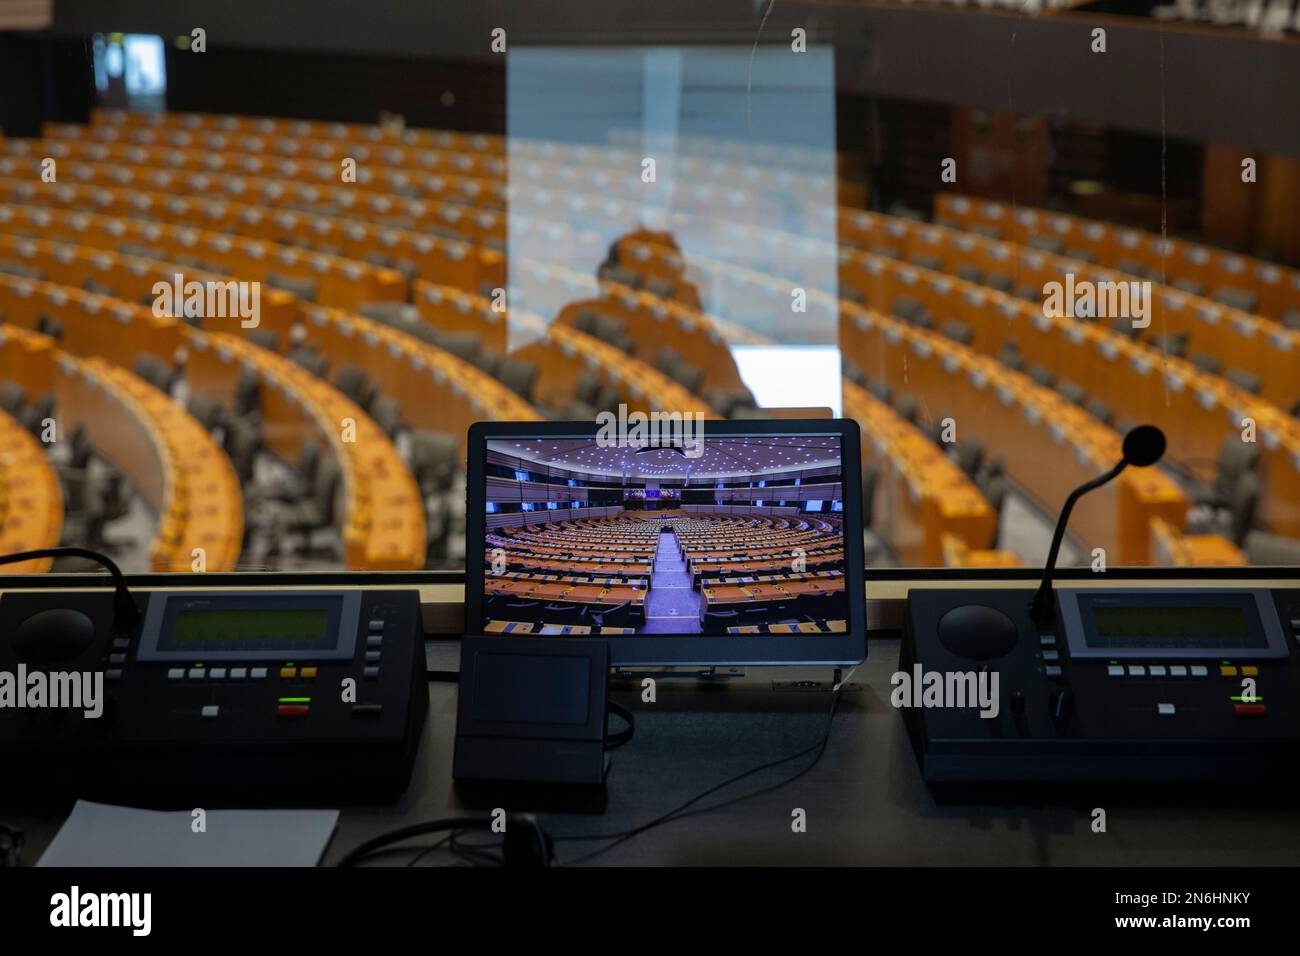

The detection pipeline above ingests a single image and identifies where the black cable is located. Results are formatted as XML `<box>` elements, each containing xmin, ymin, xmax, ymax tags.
<box><xmin>335</xmin><ymin>816</ymin><xmax>491</xmax><ymax>867</ymax></box>
<box><xmin>556</xmin><ymin>671</ymin><xmax>850</xmax><ymax>866</ymax></box>
<box><xmin>605</xmin><ymin>699</ymin><xmax>635</xmax><ymax>749</ymax></box>
<box><xmin>0</xmin><ymin>546</ymin><xmax>140</xmax><ymax>629</ymax></box>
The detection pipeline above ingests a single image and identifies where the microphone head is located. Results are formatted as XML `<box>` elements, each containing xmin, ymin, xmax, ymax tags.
<box><xmin>1122</xmin><ymin>424</ymin><xmax>1166</xmax><ymax>467</ymax></box>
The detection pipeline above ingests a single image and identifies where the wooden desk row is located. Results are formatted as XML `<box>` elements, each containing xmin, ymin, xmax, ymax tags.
<box><xmin>29</xmin><ymin>131</ymin><xmax>508</xmax><ymax>211</ymax></box>
<box><xmin>0</xmin><ymin>192</ymin><xmax>404</xmax><ymax>311</ymax></box>
<box><xmin>56</xmin><ymin>355</ymin><xmax>244</xmax><ymax>571</ymax></box>
<box><xmin>835</xmin><ymin>249</ymin><xmax>1300</xmax><ymax>538</ymax></box>
<box><xmin>295</xmin><ymin>302</ymin><xmax>542</xmax><ymax>455</ymax></box>
<box><xmin>543</xmin><ymin>278</ymin><xmax>746</xmax><ymax>393</ymax></box>
<box><xmin>1149</xmin><ymin>517</ymin><xmax>1247</xmax><ymax>567</ymax></box>
<box><xmin>80</xmin><ymin>110</ymin><xmax>831</xmax><ymax>201</ymax></box>
<box><xmin>34</xmin><ymin>130</ymin><xmax>794</xmax><ymax>244</ymax></box>
<box><xmin>489</xmin><ymin>553</ymin><xmax>654</xmax><ymax>578</ymax></box>
<box><xmin>727</xmin><ymin>620</ymin><xmax>849</xmax><ymax>635</ymax></box>
<box><xmin>0</xmin><ymin>225</ymin><xmax>298</xmax><ymax>335</ymax></box>
<box><xmin>0</xmin><ymin>401</ymin><xmax>62</xmax><ymax>572</ymax></box>
<box><xmin>482</xmin><ymin>621</ymin><xmax>636</xmax><ymax>636</ymax></box>
<box><xmin>412</xmin><ymin>281</ymin><xmax>716</xmax><ymax>417</ymax></box>
<box><xmin>1</xmin><ymin>180</ymin><xmax>505</xmax><ymax>302</ymax></box>
<box><xmin>828</xmin><ymin>208</ymin><xmax>1300</xmax><ymax>408</ymax></box>
<box><xmin>485</xmin><ymin>577</ymin><xmax>647</xmax><ymax>609</ymax></box>
<box><xmin>87</xmin><ymin>108</ymin><xmax>505</xmax><ymax>155</ymax></box>
<box><xmin>702</xmin><ymin>578</ymin><xmax>843</xmax><ymax>608</ymax></box>
<box><xmin>837</xmin><ymin>299</ymin><xmax>1188</xmax><ymax>565</ymax></box>
<box><xmin>842</xmin><ymin>379</ymin><xmax>1006</xmax><ymax>565</ymax></box>
<box><xmin>0</xmin><ymin>272</ymin><xmax>186</xmax><ymax>385</ymax></box>
<box><xmin>186</xmin><ymin>330</ymin><xmax>426</xmax><ymax>570</ymax></box>
<box><xmin>936</xmin><ymin>193</ymin><xmax>1300</xmax><ymax>324</ymax></box>
<box><xmin>0</xmin><ymin>322</ymin><xmax>241</xmax><ymax>570</ymax></box>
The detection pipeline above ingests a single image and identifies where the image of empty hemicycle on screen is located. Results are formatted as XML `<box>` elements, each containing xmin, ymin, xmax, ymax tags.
<box><xmin>482</xmin><ymin>435</ymin><xmax>846</xmax><ymax>636</ymax></box>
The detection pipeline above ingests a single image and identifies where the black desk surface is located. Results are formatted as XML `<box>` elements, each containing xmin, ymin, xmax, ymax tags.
<box><xmin>9</xmin><ymin>636</ymin><xmax>1300</xmax><ymax>867</ymax></box>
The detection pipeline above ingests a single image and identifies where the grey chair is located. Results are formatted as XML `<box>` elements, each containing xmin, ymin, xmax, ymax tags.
<box><xmin>1213</xmin><ymin>286</ymin><xmax>1258</xmax><ymax>314</ymax></box>
<box><xmin>134</xmin><ymin>354</ymin><xmax>178</xmax><ymax>395</ymax></box>
<box><xmin>264</xmin><ymin>271</ymin><xmax>320</xmax><ymax>302</ymax></box>
<box><xmin>1056</xmin><ymin>379</ymin><xmax>1088</xmax><ymax>407</ymax></box>
<box><xmin>333</xmin><ymin>365</ymin><xmax>377</xmax><ymax>410</ymax></box>
<box><xmin>497</xmin><ymin>359</ymin><xmax>538</xmax><ymax>401</ymax></box>
<box><xmin>1225</xmin><ymin>367</ymin><xmax>1262</xmax><ymax>395</ymax></box>
<box><xmin>940</xmin><ymin>319</ymin><xmax>974</xmax><ymax>345</ymax></box>
<box><xmin>1191</xmin><ymin>352</ymin><xmax>1223</xmax><ymax>376</ymax></box>
<box><xmin>408</xmin><ymin>430</ymin><xmax>459</xmax><ymax>494</ymax></box>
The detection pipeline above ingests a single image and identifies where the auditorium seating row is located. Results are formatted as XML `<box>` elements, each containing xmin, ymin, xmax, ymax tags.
<box><xmin>411</xmin><ymin>281</ymin><xmax>716</xmax><ymax>417</ymax></box>
<box><xmin>841</xmin><ymin>380</ymin><xmax>1012</xmax><ymax>566</ymax></box>
<box><xmin>0</xmin><ymin>193</ymin><xmax>405</xmax><ymax>309</ymax></box>
<box><xmin>78</xmin><ymin>108</ymin><xmax>841</xmax><ymax>201</ymax></box>
<box><xmin>186</xmin><ymin>330</ymin><xmax>426</xmax><ymax>569</ymax></box>
<box><xmin>0</xmin><ymin>395</ymin><xmax>62</xmax><ymax>572</ymax></box>
<box><xmin>0</xmin><ymin>322</ymin><xmax>240</xmax><ymax>571</ymax></box>
<box><xmin>0</xmin><ymin>267</ymin><xmax>429</xmax><ymax>570</ymax></box>
<box><xmin>936</xmin><ymin>193</ymin><xmax>1300</xmax><ymax>325</ymax></box>
<box><xmin>826</xmin><ymin>207</ymin><xmax>1300</xmax><ymax>409</ymax></box>
<box><xmin>832</xmin><ymin>247</ymin><xmax>1300</xmax><ymax>539</ymax></box>
<box><xmin>27</xmin><ymin>132</ymin><xmax>509</xmax><ymax>212</ymax></box>
<box><xmin>654</xmin><ymin>216</ymin><xmax>1300</xmax><ymax>547</ymax></box>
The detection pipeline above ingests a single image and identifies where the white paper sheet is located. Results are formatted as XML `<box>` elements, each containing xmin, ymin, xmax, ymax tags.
<box><xmin>38</xmin><ymin>800</ymin><xmax>339</xmax><ymax>867</ymax></box>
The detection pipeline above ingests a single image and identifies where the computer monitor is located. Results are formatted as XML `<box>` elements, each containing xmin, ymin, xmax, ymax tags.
<box><xmin>465</xmin><ymin>419</ymin><xmax>866</xmax><ymax>665</ymax></box>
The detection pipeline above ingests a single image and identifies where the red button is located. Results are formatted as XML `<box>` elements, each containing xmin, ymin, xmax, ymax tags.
<box><xmin>277</xmin><ymin>704</ymin><xmax>310</xmax><ymax>717</ymax></box>
<box><xmin>1233</xmin><ymin>703</ymin><xmax>1266</xmax><ymax>716</ymax></box>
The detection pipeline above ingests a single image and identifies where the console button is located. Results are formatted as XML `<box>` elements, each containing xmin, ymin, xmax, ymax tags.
<box><xmin>230</xmin><ymin>667</ymin><xmax>248</xmax><ymax>679</ymax></box>
<box><xmin>201</xmin><ymin>705</ymin><xmax>219</xmax><ymax>719</ymax></box>
<box><xmin>1157</xmin><ymin>703</ymin><xmax>1175</xmax><ymax>717</ymax></box>
<box><xmin>250</xmin><ymin>667</ymin><xmax>268</xmax><ymax>680</ymax></box>
<box><xmin>364</xmin><ymin>666</ymin><xmax>380</xmax><ymax>680</ymax></box>
<box><xmin>168</xmin><ymin>668</ymin><xmax>185</xmax><ymax>680</ymax></box>
<box><xmin>1039</xmin><ymin>635</ymin><xmax>1056</xmax><ymax>647</ymax></box>
<box><xmin>187</xmin><ymin>668</ymin><xmax>205</xmax><ymax>680</ymax></box>
<box><xmin>368</xmin><ymin>619</ymin><xmax>385</xmax><ymax>633</ymax></box>
<box><xmin>1234</xmin><ymin>703</ymin><xmax>1267</xmax><ymax>717</ymax></box>
<box><xmin>277</xmin><ymin>704</ymin><xmax>310</xmax><ymax>717</ymax></box>
<box><xmin>209</xmin><ymin>667</ymin><xmax>227</xmax><ymax>679</ymax></box>
<box><xmin>365</xmin><ymin>650</ymin><xmax>381</xmax><ymax>663</ymax></box>
<box><xmin>1045</xmin><ymin>665</ymin><xmax>1062</xmax><ymax>678</ymax></box>
<box><xmin>352</xmin><ymin>704</ymin><xmax>383</xmax><ymax>717</ymax></box>
<box><xmin>1148</xmin><ymin>665</ymin><xmax>1167</xmax><ymax>678</ymax></box>
<box><xmin>1190</xmin><ymin>665</ymin><xmax>1208</xmax><ymax>678</ymax></box>
<box><xmin>1107</xmin><ymin>665</ymin><xmax>1124</xmax><ymax>677</ymax></box>
<box><xmin>300</xmin><ymin>666</ymin><xmax>318</xmax><ymax>679</ymax></box>
<box><xmin>111</xmin><ymin>638</ymin><xmax>130</xmax><ymax>650</ymax></box>
<box><xmin>1241</xmin><ymin>665</ymin><xmax>1259</xmax><ymax>677</ymax></box>
<box><xmin>1220</xmin><ymin>665</ymin><xmax>1238</xmax><ymax>677</ymax></box>
<box><xmin>106</xmin><ymin>669</ymin><xmax>122</xmax><ymax>681</ymax></box>
<box><xmin>279</xmin><ymin>666</ymin><xmax>298</xmax><ymax>679</ymax></box>
<box><xmin>109</xmin><ymin>653</ymin><xmax>126</xmax><ymax>665</ymax></box>
<box><xmin>1043</xmin><ymin>650</ymin><xmax>1059</xmax><ymax>662</ymax></box>
<box><xmin>1169</xmin><ymin>665</ymin><xmax>1188</xmax><ymax>678</ymax></box>
<box><xmin>366</xmin><ymin>635</ymin><xmax>383</xmax><ymax>648</ymax></box>
<box><xmin>1127</xmin><ymin>665</ymin><xmax>1145</xmax><ymax>677</ymax></box>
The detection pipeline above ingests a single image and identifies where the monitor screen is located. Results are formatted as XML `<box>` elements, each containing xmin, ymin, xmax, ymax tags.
<box><xmin>478</xmin><ymin>431</ymin><xmax>849</xmax><ymax>643</ymax></box>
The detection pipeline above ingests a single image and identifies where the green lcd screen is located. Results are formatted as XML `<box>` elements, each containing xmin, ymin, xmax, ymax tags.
<box><xmin>1091</xmin><ymin>605</ymin><xmax>1248</xmax><ymax>640</ymax></box>
<box><xmin>172</xmin><ymin>608</ymin><xmax>330</xmax><ymax>644</ymax></box>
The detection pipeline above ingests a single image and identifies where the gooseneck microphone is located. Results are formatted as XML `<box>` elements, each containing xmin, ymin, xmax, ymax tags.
<box><xmin>1029</xmin><ymin>424</ymin><xmax>1166</xmax><ymax>627</ymax></box>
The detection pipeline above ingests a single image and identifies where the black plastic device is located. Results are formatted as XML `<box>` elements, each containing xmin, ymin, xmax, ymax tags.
<box><xmin>0</xmin><ymin>588</ymin><xmax>428</xmax><ymax>805</ymax></box>
<box><xmin>901</xmin><ymin>585</ymin><xmax>1300</xmax><ymax>784</ymax></box>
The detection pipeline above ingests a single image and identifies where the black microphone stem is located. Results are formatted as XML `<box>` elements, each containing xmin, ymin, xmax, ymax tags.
<box><xmin>1030</xmin><ymin>459</ymin><xmax>1127</xmax><ymax>627</ymax></box>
